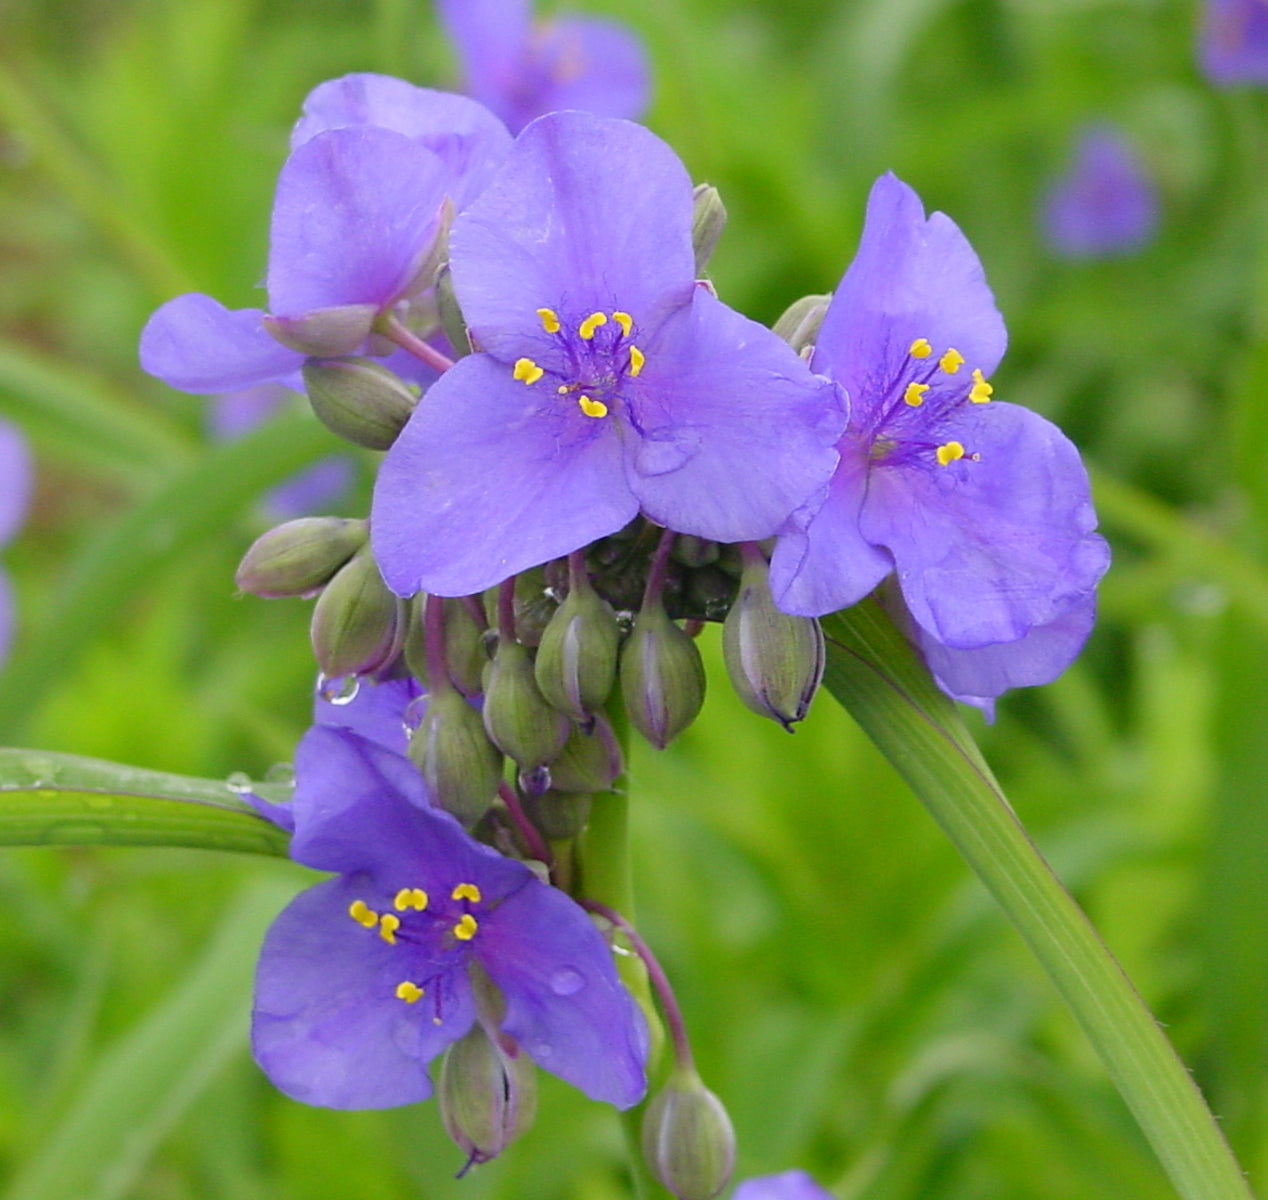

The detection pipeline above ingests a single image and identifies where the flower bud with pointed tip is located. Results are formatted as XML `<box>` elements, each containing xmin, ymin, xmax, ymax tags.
<box><xmin>262</xmin><ymin>304</ymin><xmax>379</xmax><ymax>356</ymax></box>
<box><xmin>309</xmin><ymin>545</ymin><xmax>405</xmax><ymax>677</ymax></box>
<box><xmin>482</xmin><ymin>638</ymin><xmax>571</xmax><ymax>770</ymax></box>
<box><xmin>772</xmin><ymin>293</ymin><xmax>831</xmax><ymax>357</ymax></box>
<box><xmin>235</xmin><ymin>517</ymin><xmax>367</xmax><ymax>598</ymax></box>
<box><xmin>439</xmin><ymin>1024</ymin><xmax>538</xmax><ymax>1168</ymax></box>
<box><xmin>407</xmin><ymin>688</ymin><xmax>503</xmax><ymax>826</ymax></box>
<box><xmin>692</xmin><ymin>184</ymin><xmax>727</xmax><ymax>276</ymax></box>
<box><xmin>620</xmin><ymin>601</ymin><xmax>706</xmax><ymax>749</ymax></box>
<box><xmin>535</xmin><ymin>576</ymin><xmax>620</xmax><ymax>721</ymax></box>
<box><xmin>723</xmin><ymin>548</ymin><xmax>824</xmax><ymax>730</ymax></box>
<box><xmin>641</xmin><ymin>1068</ymin><xmax>736</xmax><ymax>1200</ymax></box>
<box><xmin>302</xmin><ymin>357</ymin><xmax>419</xmax><ymax>450</ymax></box>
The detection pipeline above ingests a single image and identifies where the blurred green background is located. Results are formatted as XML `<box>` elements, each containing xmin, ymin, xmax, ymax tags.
<box><xmin>1</xmin><ymin>0</ymin><xmax>1266</xmax><ymax>1196</ymax></box>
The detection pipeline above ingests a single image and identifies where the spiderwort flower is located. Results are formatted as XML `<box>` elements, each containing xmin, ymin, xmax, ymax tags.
<box><xmin>732</xmin><ymin>1171</ymin><xmax>835</xmax><ymax>1200</ymax></box>
<box><xmin>1200</xmin><ymin>0</ymin><xmax>1268</xmax><ymax>86</ymax></box>
<box><xmin>1042</xmin><ymin>124</ymin><xmax>1158</xmax><ymax>259</ymax></box>
<box><xmin>372</xmin><ymin>112</ymin><xmax>842</xmax><ymax>598</ymax></box>
<box><xmin>252</xmin><ymin>724</ymin><xmax>648</xmax><ymax>1109</ymax></box>
<box><xmin>769</xmin><ymin>173</ymin><xmax>1109</xmax><ymax>709</ymax></box>
<box><xmin>437</xmin><ymin>0</ymin><xmax>649</xmax><ymax>133</ymax></box>
<box><xmin>0</xmin><ymin>419</ymin><xmax>31</xmax><ymax>668</ymax></box>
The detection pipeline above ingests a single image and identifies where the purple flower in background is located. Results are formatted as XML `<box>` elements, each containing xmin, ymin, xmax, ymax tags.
<box><xmin>769</xmin><ymin>173</ymin><xmax>1109</xmax><ymax>712</ymax></box>
<box><xmin>0</xmin><ymin>419</ymin><xmax>32</xmax><ymax>668</ymax></box>
<box><xmin>252</xmin><ymin>724</ymin><xmax>648</xmax><ymax>1110</ymax></box>
<box><xmin>733</xmin><ymin>1172</ymin><xmax>836</xmax><ymax>1200</ymax></box>
<box><xmin>372</xmin><ymin>112</ymin><xmax>841</xmax><ymax>598</ymax></box>
<box><xmin>1200</xmin><ymin>0</ymin><xmax>1268</xmax><ymax>85</ymax></box>
<box><xmin>437</xmin><ymin>0</ymin><xmax>649</xmax><ymax>133</ymax></box>
<box><xmin>1042</xmin><ymin>124</ymin><xmax>1158</xmax><ymax>259</ymax></box>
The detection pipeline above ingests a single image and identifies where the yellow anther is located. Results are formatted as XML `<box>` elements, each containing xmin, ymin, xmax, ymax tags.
<box><xmin>378</xmin><ymin>913</ymin><xmax>401</xmax><ymax>945</ymax></box>
<box><xmin>612</xmin><ymin>311</ymin><xmax>633</xmax><ymax>337</ymax></box>
<box><xmin>349</xmin><ymin>899</ymin><xmax>378</xmax><ymax>928</ymax></box>
<box><xmin>453</xmin><ymin>913</ymin><xmax>479</xmax><ymax>941</ymax></box>
<box><xmin>579</xmin><ymin>395</ymin><xmax>609</xmax><ymax>418</ymax></box>
<box><xmin>451</xmin><ymin>883</ymin><xmax>482</xmax><ymax>903</ymax></box>
<box><xmin>394</xmin><ymin>887</ymin><xmax>428</xmax><ymax>912</ymax></box>
<box><xmin>969</xmin><ymin>368</ymin><xmax>993</xmax><ymax>403</ymax></box>
<box><xmin>513</xmin><ymin>357</ymin><xmax>544</xmax><ymax>385</ymax></box>
<box><xmin>939</xmin><ymin>348</ymin><xmax>965</xmax><ymax>374</ymax></box>
<box><xmin>909</xmin><ymin>338</ymin><xmax>933</xmax><ymax>358</ymax></box>
<box><xmin>936</xmin><ymin>441</ymin><xmax>966</xmax><ymax>466</ymax></box>
<box><xmin>628</xmin><ymin>345</ymin><xmax>645</xmax><ymax>378</ymax></box>
<box><xmin>536</xmin><ymin>307</ymin><xmax>561</xmax><ymax>334</ymax></box>
<box><xmin>395</xmin><ymin>980</ymin><xmax>424</xmax><ymax>1004</ymax></box>
<box><xmin>903</xmin><ymin>382</ymin><xmax>929</xmax><ymax>407</ymax></box>
<box><xmin>579</xmin><ymin>311</ymin><xmax>608</xmax><ymax>339</ymax></box>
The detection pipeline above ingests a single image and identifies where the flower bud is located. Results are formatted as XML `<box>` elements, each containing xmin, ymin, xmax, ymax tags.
<box><xmin>641</xmin><ymin>1068</ymin><xmax>736</xmax><ymax>1200</ymax></box>
<box><xmin>262</xmin><ymin>303</ymin><xmax>378</xmax><ymax>356</ymax></box>
<box><xmin>692</xmin><ymin>184</ymin><xmax>727</xmax><ymax>276</ymax></box>
<box><xmin>534</xmin><ymin>576</ymin><xmax>620</xmax><ymax>721</ymax></box>
<box><xmin>235</xmin><ymin>516</ymin><xmax>367</xmax><ymax>598</ymax></box>
<box><xmin>620</xmin><ymin>601</ymin><xmax>706</xmax><ymax>749</ymax></box>
<box><xmin>403</xmin><ymin>596</ymin><xmax>489</xmax><ymax>697</ymax></box>
<box><xmin>722</xmin><ymin>549</ymin><xmax>824</xmax><ymax>730</ymax></box>
<box><xmin>309</xmin><ymin>545</ymin><xmax>405</xmax><ymax>677</ymax></box>
<box><xmin>439</xmin><ymin>1024</ymin><xmax>538</xmax><ymax>1168</ymax></box>
<box><xmin>771</xmin><ymin>293</ymin><xmax>831</xmax><ymax>357</ymax></box>
<box><xmin>408</xmin><ymin>688</ymin><xmax>503</xmax><ymax>826</ymax></box>
<box><xmin>435</xmin><ymin>263</ymin><xmax>473</xmax><ymax>358</ymax></box>
<box><xmin>546</xmin><ymin>715</ymin><xmax>623</xmax><ymax>793</ymax></box>
<box><xmin>526</xmin><ymin>790</ymin><xmax>592</xmax><ymax>839</ymax></box>
<box><xmin>302</xmin><ymin>357</ymin><xmax>419</xmax><ymax>450</ymax></box>
<box><xmin>482</xmin><ymin>638</ymin><xmax>571</xmax><ymax>770</ymax></box>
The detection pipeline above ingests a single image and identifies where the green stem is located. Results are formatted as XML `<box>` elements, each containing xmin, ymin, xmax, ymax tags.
<box><xmin>820</xmin><ymin>598</ymin><xmax>1254</xmax><ymax>1200</ymax></box>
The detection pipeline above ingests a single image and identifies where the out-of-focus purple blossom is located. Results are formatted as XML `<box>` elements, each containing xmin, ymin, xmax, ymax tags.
<box><xmin>1042</xmin><ymin>125</ymin><xmax>1159</xmax><ymax>259</ymax></box>
<box><xmin>251</xmin><ymin>724</ymin><xmax>648</xmax><ymax>1110</ymax></box>
<box><xmin>769</xmin><ymin>173</ymin><xmax>1109</xmax><ymax>713</ymax></box>
<box><xmin>371</xmin><ymin>111</ymin><xmax>841</xmax><ymax>598</ymax></box>
<box><xmin>1200</xmin><ymin>0</ymin><xmax>1268</xmax><ymax>85</ymax></box>
<box><xmin>437</xmin><ymin>0</ymin><xmax>649</xmax><ymax>133</ymax></box>
<box><xmin>0</xmin><ymin>419</ymin><xmax>32</xmax><ymax>668</ymax></box>
<box><xmin>733</xmin><ymin>1172</ymin><xmax>835</xmax><ymax>1200</ymax></box>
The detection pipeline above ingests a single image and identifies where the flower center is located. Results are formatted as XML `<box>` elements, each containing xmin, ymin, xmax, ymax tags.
<box><xmin>511</xmin><ymin>307</ymin><xmax>646</xmax><ymax>420</ymax></box>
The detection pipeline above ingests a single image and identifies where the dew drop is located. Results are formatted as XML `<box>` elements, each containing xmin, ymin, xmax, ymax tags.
<box><xmin>519</xmin><ymin>764</ymin><xmax>551</xmax><ymax>796</ymax></box>
<box><xmin>225</xmin><ymin>771</ymin><xmax>253</xmax><ymax>794</ymax></box>
<box><xmin>548</xmin><ymin>967</ymin><xmax>585</xmax><ymax>997</ymax></box>
<box><xmin>402</xmin><ymin>695</ymin><xmax>428</xmax><ymax>736</ymax></box>
<box><xmin>318</xmin><ymin>673</ymin><xmax>360</xmax><ymax>705</ymax></box>
<box><xmin>263</xmin><ymin>761</ymin><xmax>296</xmax><ymax>785</ymax></box>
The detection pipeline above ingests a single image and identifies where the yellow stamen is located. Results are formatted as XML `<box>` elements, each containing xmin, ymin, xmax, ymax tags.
<box><xmin>903</xmin><ymin>382</ymin><xmax>929</xmax><ymax>407</ymax></box>
<box><xmin>969</xmin><ymin>368</ymin><xmax>993</xmax><ymax>403</ymax></box>
<box><xmin>612</xmin><ymin>311</ymin><xmax>633</xmax><ymax>337</ymax></box>
<box><xmin>628</xmin><ymin>345</ymin><xmax>645</xmax><ymax>378</ymax></box>
<box><xmin>378</xmin><ymin>913</ymin><xmax>401</xmax><ymax>945</ymax></box>
<box><xmin>579</xmin><ymin>311</ymin><xmax>608</xmax><ymax>339</ymax></box>
<box><xmin>939</xmin><ymin>348</ymin><xmax>965</xmax><ymax>375</ymax></box>
<box><xmin>394</xmin><ymin>887</ymin><xmax>428</xmax><ymax>912</ymax></box>
<box><xmin>909</xmin><ymin>337</ymin><xmax>933</xmax><ymax>358</ymax></box>
<box><xmin>349</xmin><ymin>899</ymin><xmax>378</xmax><ymax>929</ymax></box>
<box><xmin>395</xmin><ymin>980</ymin><xmax>424</xmax><ymax>1004</ymax></box>
<box><xmin>453</xmin><ymin>913</ymin><xmax>479</xmax><ymax>941</ymax></box>
<box><xmin>451</xmin><ymin>883</ymin><xmax>482</xmax><ymax>903</ymax></box>
<box><xmin>536</xmin><ymin>307</ymin><xmax>561</xmax><ymax>334</ymax></box>
<box><xmin>513</xmin><ymin>357</ymin><xmax>544</xmax><ymax>385</ymax></box>
<box><xmin>936</xmin><ymin>441</ymin><xmax>966</xmax><ymax>466</ymax></box>
<box><xmin>578</xmin><ymin>395</ymin><xmax>608</xmax><ymax>418</ymax></box>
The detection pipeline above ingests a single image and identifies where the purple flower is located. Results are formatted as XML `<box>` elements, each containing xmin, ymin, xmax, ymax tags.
<box><xmin>437</xmin><ymin>0</ymin><xmax>649</xmax><ymax>133</ymax></box>
<box><xmin>371</xmin><ymin>111</ymin><xmax>842</xmax><ymax>598</ymax></box>
<box><xmin>769</xmin><ymin>173</ymin><xmax>1109</xmax><ymax>709</ymax></box>
<box><xmin>1200</xmin><ymin>0</ymin><xmax>1268</xmax><ymax>85</ymax></box>
<box><xmin>252</xmin><ymin>724</ymin><xmax>648</xmax><ymax>1110</ymax></box>
<box><xmin>733</xmin><ymin>1171</ymin><xmax>835</xmax><ymax>1200</ymax></box>
<box><xmin>0</xmin><ymin>419</ymin><xmax>32</xmax><ymax>668</ymax></box>
<box><xmin>1042</xmin><ymin>124</ymin><xmax>1158</xmax><ymax>259</ymax></box>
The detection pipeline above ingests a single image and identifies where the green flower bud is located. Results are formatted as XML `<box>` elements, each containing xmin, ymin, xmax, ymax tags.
<box><xmin>534</xmin><ymin>575</ymin><xmax>620</xmax><ymax>721</ymax></box>
<box><xmin>435</xmin><ymin>263</ymin><xmax>473</xmax><ymax>359</ymax></box>
<box><xmin>526</xmin><ymin>790</ymin><xmax>593</xmax><ymax>839</ymax></box>
<box><xmin>482</xmin><ymin>638</ymin><xmax>571</xmax><ymax>770</ymax></box>
<box><xmin>691</xmin><ymin>183</ymin><xmax>727</xmax><ymax>276</ymax></box>
<box><xmin>641</xmin><ymin>1068</ymin><xmax>736</xmax><ymax>1200</ymax></box>
<box><xmin>309</xmin><ymin>545</ymin><xmax>405</xmax><ymax>677</ymax></box>
<box><xmin>262</xmin><ymin>303</ymin><xmax>378</xmax><ymax>356</ymax></box>
<box><xmin>620</xmin><ymin>601</ymin><xmax>706</xmax><ymax>749</ymax></box>
<box><xmin>545</xmin><ymin>716</ymin><xmax>623</xmax><ymax>793</ymax></box>
<box><xmin>403</xmin><ymin>596</ymin><xmax>489</xmax><ymax>697</ymax></box>
<box><xmin>302</xmin><ymin>357</ymin><xmax>419</xmax><ymax>450</ymax></box>
<box><xmin>722</xmin><ymin>549</ymin><xmax>824</xmax><ymax>730</ymax></box>
<box><xmin>235</xmin><ymin>516</ymin><xmax>367</xmax><ymax>598</ymax></box>
<box><xmin>439</xmin><ymin>1024</ymin><xmax>538</xmax><ymax>1168</ymax></box>
<box><xmin>771</xmin><ymin>293</ymin><xmax>831</xmax><ymax>357</ymax></box>
<box><xmin>407</xmin><ymin>688</ymin><xmax>503</xmax><ymax>826</ymax></box>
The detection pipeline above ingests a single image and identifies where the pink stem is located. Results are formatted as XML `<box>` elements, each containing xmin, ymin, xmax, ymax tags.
<box><xmin>379</xmin><ymin>314</ymin><xmax>456</xmax><ymax>373</ymax></box>
<box><xmin>498</xmin><ymin>780</ymin><xmax>554</xmax><ymax>870</ymax></box>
